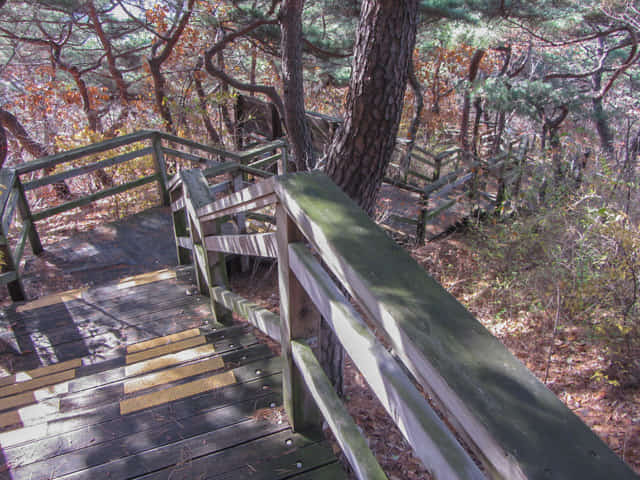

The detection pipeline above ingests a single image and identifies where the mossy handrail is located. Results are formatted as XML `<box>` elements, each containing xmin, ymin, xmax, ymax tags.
<box><xmin>174</xmin><ymin>167</ymin><xmax>638</xmax><ymax>480</ymax></box>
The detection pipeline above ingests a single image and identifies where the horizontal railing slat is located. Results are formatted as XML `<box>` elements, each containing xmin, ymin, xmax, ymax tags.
<box><xmin>288</xmin><ymin>243</ymin><xmax>484</xmax><ymax>480</ymax></box>
<box><xmin>157</xmin><ymin>132</ymin><xmax>242</xmax><ymax>161</ymax></box>
<box><xmin>290</xmin><ymin>340</ymin><xmax>389</xmax><ymax>480</ymax></box>
<box><xmin>16</xmin><ymin>130</ymin><xmax>155</xmax><ymax>175</ymax></box>
<box><xmin>198</xmin><ymin>178</ymin><xmax>276</xmax><ymax>221</ymax></box>
<box><xmin>162</xmin><ymin>147</ymin><xmax>218</xmax><ymax>165</ymax></box>
<box><xmin>209</xmin><ymin>286</ymin><xmax>280</xmax><ymax>342</ymax></box>
<box><xmin>32</xmin><ymin>174</ymin><xmax>159</xmax><ymax>222</ymax></box>
<box><xmin>274</xmin><ymin>172</ymin><xmax>637</xmax><ymax>480</ymax></box>
<box><xmin>23</xmin><ymin>147</ymin><xmax>154</xmax><ymax>191</ymax></box>
<box><xmin>204</xmin><ymin>232</ymin><xmax>277</xmax><ymax>258</ymax></box>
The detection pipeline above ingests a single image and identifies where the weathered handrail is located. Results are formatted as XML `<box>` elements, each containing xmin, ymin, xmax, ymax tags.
<box><xmin>1</xmin><ymin>131</ymin><xmax>287</xmax><ymax>300</ymax></box>
<box><xmin>174</xmin><ymin>168</ymin><xmax>638</xmax><ymax>480</ymax></box>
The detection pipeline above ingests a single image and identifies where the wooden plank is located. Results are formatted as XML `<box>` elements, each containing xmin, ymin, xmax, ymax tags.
<box><xmin>0</xmin><ymin>358</ymin><xmax>81</xmax><ymax>387</ymax></box>
<box><xmin>388</xmin><ymin>214</ymin><xmax>419</xmax><ymax>225</ymax></box>
<box><xmin>246</xmin><ymin>212</ymin><xmax>276</xmax><ymax>224</ymax></box>
<box><xmin>425</xmin><ymin>199</ymin><xmax>456</xmax><ymax>221</ymax></box>
<box><xmin>31</xmin><ymin>174</ymin><xmax>159</xmax><ymax>222</ymax></box>
<box><xmin>15</xmin><ymin>130</ymin><xmax>154</xmax><ymax>174</ymax></box>
<box><xmin>120</xmin><ymin>363</ymin><xmax>232</xmax><ymax>405</ymax></box>
<box><xmin>247</xmin><ymin>152</ymin><xmax>281</xmax><ymax>169</ymax></box>
<box><xmin>197</xmin><ymin>177</ymin><xmax>276</xmax><ymax>219</ymax></box>
<box><xmin>210</xmin><ymin>179</ymin><xmax>232</xmax><ymax>196</ymax></box>
<box><xmin>291</xmin><ymin>340</ymin><xmax>387</xmax><ymax>480</ymax></box>
<box><xmin>12</xmin><ymin>220</ymin><xmax>31</xmax><ymax>264</ymax></box>
<box><xmin>157</xmin><ymin>131</ymin><xmax>243</xmax><ymax>161</ymax></box>
<box><xmin>126</xmin><ymin>336</ymin><xmax>207</xmax><ymax>365</ymax></box>
<box><xmin>176</xmin><ymin>235</ymin><xmax>192</xmax><ymax>249</ymax></box>
<box><xmin>431</xmin><ymin>172</ymin><xmax>473</xmax><ymax>201</ymax></box>
<box><xmin>291</xmin><ymin>462</ymin><xmax>347</xmax><ymax>479</ymax></box>
<box><xmin>382</xmin><ymin>177</ymin><xmax>424</xmax><ymax>194</ymax></box>
<box><xmin>209</xmin><ymin>286</ymin><xmax>280</xmax><ymax>342</ymax></box>
<box><xmin>22</xmin><ymin>147</ymin><xmax>153</xmax><ymax>191</ymax></box>
<box><xmin>1</xmin><ymin>376</ymin><xmax>280</xmax><ymax>471</ymax></box>
<box><xmin>274</xmin><ymin>172</ymin><xmax>638</xmax><ymax>480</ymax></box>
<box><xmin>240</xmin><ymin>164</ymin><xmax>276</xmax><ymax>178</ymax></box>
<box><xmin>1</xmin><ymin>186</ymin><xmax>19</xmax><ymax>232</ymax></box>
<box><xmin>162</xmin><ymin>146</ymin><xmax>217</xmax><ymax>165</ymax></box>
<box><xmin>236</xmin><ymin>139</ymin><xmax>286</xmax><ymax>161</ymax></box>
<box><xmin>289</xmin><ymin>244</ymin><xmax>483</xmax><ymax>479</ymax></box>
<box><xmin>0</xmin><ymin>271</ymin><xmax>17</xmax><ymax>284</ymax></box>
<box><xmin>276</xmin><ymin>204</ymin><xmax>322</xmax><ymax>433</ymax></box>
<box><xmin>204</xmin><ymin>232</ymin><xmax>277</xmax><ymax>258</ymax></box>
<box><xmin>127</xmin><ymin>328</ymin><xmax>201</xmax><ymax>354</ymax></box>
<box><xmin>203</xmin><ymin>162</ymin><xmax>242</xmax><ymax>179</ymax></box>
<box><xmin>0</xmin><ymin>369</ymin><xmax>76</xmax><ymax>400</ymax></box>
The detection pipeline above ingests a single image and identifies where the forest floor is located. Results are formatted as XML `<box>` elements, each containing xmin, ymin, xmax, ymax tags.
<box><xmin>2</xmin><ymin>185</ymin><xmax>638</xmax><ymax>479</ymax></box>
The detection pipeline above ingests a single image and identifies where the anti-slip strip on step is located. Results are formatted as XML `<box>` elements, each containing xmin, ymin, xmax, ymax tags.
<box><xmin>126</xmin><ymin>328</ymin><xmax>201</xmax><ymax>354</ymax></box>
<box><xmin>0</xmin><ymin>358</ymin><xmax>82</xmax><ymax>388</ymax></box>
<box><xmin>123</xmin><ymin>356</ymin><xmax>226</xmax><ymax>394</ymax></box>
<box><xmin>125</xmin><ymin>336</ymin><xmax>207</xmax><ymax>365</ymax></box>
<box><xmin>120</xmin><ymin>370</ymin><xmax>237</xmax><ymax>415</ymax></box>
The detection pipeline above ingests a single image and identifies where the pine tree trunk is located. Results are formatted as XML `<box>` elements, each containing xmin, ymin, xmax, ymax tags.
<box><xmin>325</xmin><ymin>0</ymin><xmax>418</xmax><ymax>215</ymax></box>
<box><xmin>280</xmin><ymin>0</ymin><xmax>315</xmax><ymax>171</ymax></box>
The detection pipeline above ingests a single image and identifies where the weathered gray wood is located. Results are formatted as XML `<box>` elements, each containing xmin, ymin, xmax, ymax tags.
<box><xmin>382</xmin><ymin>178</ymin><xmax>424</xmax><ymax>195</ymax></box>
<box><xmin>239</xmin><ymin>164</ymin><xmax>275</xmax><ymax>178</ymax></box>
<box><xmin>289</xmin><ymin>243</ymin><xmax>484</xmax><ymax>479</ymax></box>
<box><xmin>424</xmin><ymin>199</ymin><xmax>457</xmax><ymax>222</ymax></box>
<box><xmin>0</xmin><ymin>271</ymin><xmax>18</xmax><ymax>284</ymax></box>
<box><xmin>422</xmin><ymin>168</ymin><xmax>466</xmax><ymax>196</ymax></box>
<box><xmin>158</xmin><ymin>131</ymin><xmax>242</xmax><ymax>161</ymax></box>
<box><xmin>432</xmin><ymin>172</ymin><xmax>473</xmax><ymax>201</ymax></box>
<box><xmin>15</xmin><ymin>130</ymin><xmax>155</xmax><ymax>174</ymax></box>
<box><xmin>151</xmin><ymin>133</ymin><xmax>169</xmax><ymax>206</ymax></box>
<box><xmin>22</xmin><ymin>147</ymin><xmax>154</xmax><ymax>191</ymax></box>
<box><xmin>209</xmin><ymin>286</ymin><xmax>281</xmax><ymax>342</ymax></box>
<box><xmin>246</xmin><ymin>212</ymin><xmax>276</xmax><ymax>224</ymax></box>
<box><xmin>203</xmin><ymin>162</ymin><xmax>243</xmax><ymax>179</ymax></box>
<box><xmin>274</xmin><ymin>172</ymin><xmax>638</xmax><ymax>480</ymax></box>
<box><xmin>15</xmin><ymin>179</ymin><xmax>42</xmax><ymax>255</ymax></box>
<box><xmin>389</xmin><ymin>214</ymin><xmax>419</xmax><ymax>225</ymax></box>
<box><xmin>162</xmin><ymin>147</ymin><xmax>219</xmax><ymax>166</ymax></box>
<box><xmin>31</xmin><ymin>174</ymin><xmax>159</xmax><ymax>222</ymax></box>
<box><xmin>176</xmin><ymin>236</ymin><xmax>192</xmax><ymax>249</ymax></box>
<box><xmin>1</xmin><ymin>187</ymin><xmax>19</xmax><ymax>232</ymax></box>
<box><xmin>276</xmin><ymin>203</ymin><xmax>322</xmax><ymax>433</ymax></box>
<box><xmin>290</xmin><ymin>340</ymin><xmax>388</xmax><ymax>480</ymax></box>
<box><xmin>210</xmin><ymin>180</ymin><xmax>232</xmax><ymax>196</ymax></box>
<box><xmin>204</xmin><ymin>233</ymin><xmax>277</xmax><ymax>259</ymax></box>
<box><xmin>198</xmin><ymin>177</ymin><xmax>276</xmax><ymax>221</ymax></box>
<box><xmin>0</xmin><ymin>169</ymin><xmax>17</xmax><ymax>215</ymax></box>
<box><xmin>12</xmin><ymin>220</ymin><xmax>31</xmax><ymax>264</ymax></box>
<box><xmin>236</xmin><ymin>139</ymin><xmax>286</xmax><ymax>162</ymax></box>
<box><xmin>247</xmin><ymin>152</ymin><xmax>281</xmax><ymax>170</ymax></box>
<box><xmin>170</xmin><ymin>196</ymin><xmax>185</xmax><ymax>212</ymax></box>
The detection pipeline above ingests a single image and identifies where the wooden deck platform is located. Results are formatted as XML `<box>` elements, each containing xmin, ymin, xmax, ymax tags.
<box><xmin>0</xmin><ymin>269</ymin><xmax>346</xmax><ymax>479</ymax></box>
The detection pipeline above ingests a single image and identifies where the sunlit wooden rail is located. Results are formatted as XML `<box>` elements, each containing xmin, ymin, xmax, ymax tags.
<box><xmin>170</xmin><ymin>163</ymin><xmax>638</xmax><ymax>479</ymax></box>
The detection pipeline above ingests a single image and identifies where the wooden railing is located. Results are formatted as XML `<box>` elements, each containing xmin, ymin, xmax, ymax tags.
<box><xmin>0</xmin><ymin>130</ymin><xmax>287</xmax><ymax>300</ymax></box>
<box><xmin>172</xmin><ymin>167</ymin><xmax>638</xmax><ymax>480</ymax></box>
<box><xmin>386</xmin><ymin>137</ymin><xmax>530</xmax><ymax>244</ymax></box>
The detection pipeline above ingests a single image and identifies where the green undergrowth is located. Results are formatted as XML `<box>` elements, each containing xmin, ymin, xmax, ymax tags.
<box><xmin>441</xmin><ymin>186</ymin><xmax>640</xmax><ymax>389</ymax></box>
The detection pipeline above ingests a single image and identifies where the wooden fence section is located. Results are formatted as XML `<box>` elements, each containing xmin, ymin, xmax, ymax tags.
<box><xmin>171</xmin><ymin>166</ymin><xmax>637</xmax><ymax>480</ymax></box>
<box><xmin>385</xmin><ymin>137</ymin><xmax>530</xmax><ymax>244</ymax></box>
<box><xmin>0</xmin><ymin>131</ymin><xmax>287</xmax><ymax>300</ymax></box>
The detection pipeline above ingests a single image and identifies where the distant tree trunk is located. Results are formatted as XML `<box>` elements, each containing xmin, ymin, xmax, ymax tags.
<box><xmin>193</xmin><ymin>66</ymin><xmax>222</xmax><ymax>145</ymax></box>
<box><xmin>280</xmin><ymin>0</ymin><xmax>315</xmax><ymax>171</ymax></box>
<box><xmin>325</xmin><ymin>0</ymin><xmax>418</xmax><ymax>215</ymax></box>
<box><xmin>0</xmin><ymin>123</ymin><xmax>7</xmax><ymax>168</ymax></box>
<box><xmin>401</xmin><ymin>58</ymin><xmax>424</xmax><ymax>175</ymax></box>
<box><xmin>0</xmin><ymin>108</ymin><xmax>71</xmax><ymax>198</ymax></box>
<box><xmin>459</xmin><ymin>48</ymin><xmax>485</xmax><ymax>163</ymax></box>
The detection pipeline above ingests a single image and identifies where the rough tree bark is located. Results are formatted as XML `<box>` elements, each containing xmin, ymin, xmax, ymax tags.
<box><xmin>459</xmin><ymin>48</ymin><xmax>485</xmax><ymax>162</ymax></box>
<box><xmin>325</xmin><ymin>0</ymin><xmax>418</xmax><ymax>215</ymax></box>
<box><xmin>280</xmin><ymin>0</ymin><xmax>315</xmax><ymax>170</ymax></box>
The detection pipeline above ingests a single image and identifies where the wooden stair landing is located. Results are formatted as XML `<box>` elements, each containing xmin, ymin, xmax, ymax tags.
<box><xmin>0</xmin><ymin>269</ymin><xmax>346</xmax><ymax>479</ymax></box>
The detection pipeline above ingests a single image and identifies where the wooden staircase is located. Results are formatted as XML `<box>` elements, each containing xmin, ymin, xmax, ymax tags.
<box><xmin>0</xmin><ymin>268</ymin><xmax>345</xmax><ymax>479</ymax></box>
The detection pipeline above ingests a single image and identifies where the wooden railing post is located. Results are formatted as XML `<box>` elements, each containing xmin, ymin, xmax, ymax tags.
<box><xmin>231</xmin><ymin>171</ymin><xmax>250</xmax><ymax>272</ymax></box>
<box><xmin>276</xmin><ymin>203</ymin><xmax>322</xmax><ymax>432</ymax></box>
<box><xmin>0</xmin><ymin>170</ymin><xmax>25</xmax><ymax>301</ymax></box>
<box><xmin>181</xmin><ymin>169</ymin><xmax>232</xmax><ymax>325</ymax></box>
<box><xmin>277</xmin><ymin>144</ymin><xmax>288</xmax><ymax>175</ymax></box>
<box><xmin>169</xmin><ymin>183</ymin><xmax>191</xmax><ymax>265</ymax></box>
<box><xmin>151</xmin><ymin>133</ymin><xmax>169</xmax><ymax>206</ymax></box>
<box><xmin>16</xmin><ymin>178</ymin><xmax>42</xmax><ymax>255</ymax></box>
